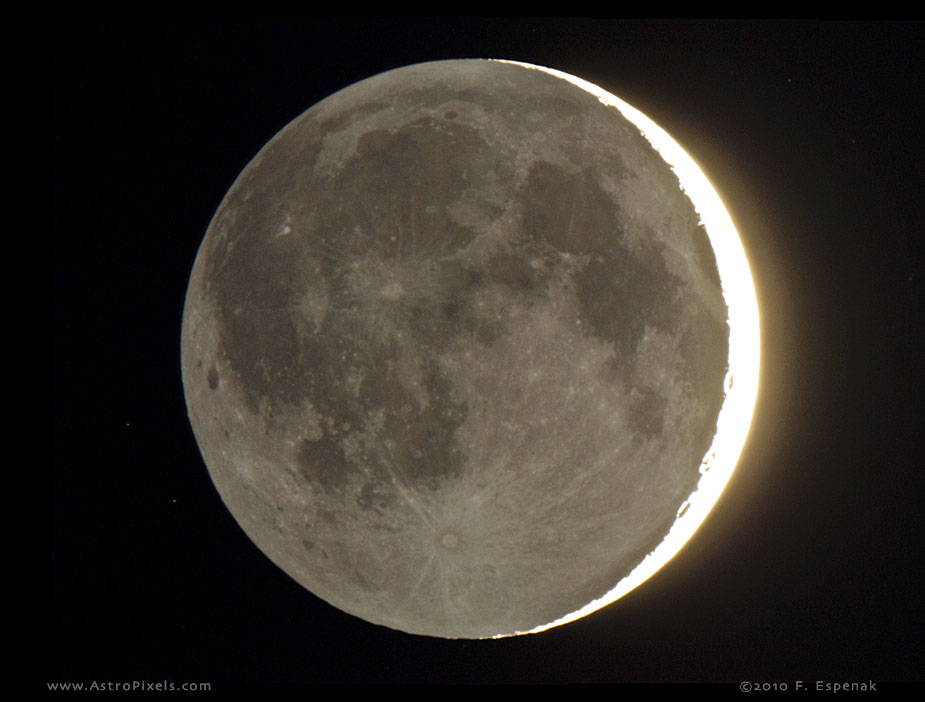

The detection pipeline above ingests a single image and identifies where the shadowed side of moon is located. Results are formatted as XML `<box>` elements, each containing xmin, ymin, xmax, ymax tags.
<box><xmin>181</xmin><ymin>60</ymin><xmax>729</xmax><ymax>638</ymax></box>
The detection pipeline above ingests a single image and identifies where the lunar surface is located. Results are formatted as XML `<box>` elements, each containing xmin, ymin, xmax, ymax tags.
<box><xmin>181</xmin><ymin>59</ymin><xmax>756</xmax><ymax>638</ymax></box>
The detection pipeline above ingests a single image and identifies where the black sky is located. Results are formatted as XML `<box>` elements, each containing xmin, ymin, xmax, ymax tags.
<box><xmin>49</xmin><ymin>19</ymin><xmax>923</xmax><ymax>689</ymax></box>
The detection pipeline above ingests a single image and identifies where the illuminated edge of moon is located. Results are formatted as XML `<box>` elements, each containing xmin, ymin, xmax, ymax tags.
<box><xmin>490</xmin><ymin>60</ymin><xmax>761</xmax><ymax>638</ymax></box>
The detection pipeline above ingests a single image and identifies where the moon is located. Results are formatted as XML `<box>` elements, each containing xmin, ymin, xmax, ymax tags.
<box><xmin>181</xmin><ymin>59</ymin><xmax>759</xmax><ymax>639</ymax></box>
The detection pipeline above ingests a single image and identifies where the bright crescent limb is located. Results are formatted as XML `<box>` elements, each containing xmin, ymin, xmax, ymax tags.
<box><xmin>493</xmin><ymin>60</ymin><xmax>761</xmax><ymax>636</ymax></box>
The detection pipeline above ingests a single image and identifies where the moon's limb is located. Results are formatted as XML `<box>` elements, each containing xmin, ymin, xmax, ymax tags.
<box><xmin>181</xmin><ymin>59</ymin><xmax>756</xmax><ymax>638</ymax></box>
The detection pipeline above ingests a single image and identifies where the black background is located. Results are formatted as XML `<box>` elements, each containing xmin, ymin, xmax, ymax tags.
<box><xmin>49</xmin><ymin>20</ymin><xmax>923</xmax><ymax>688</ymax></box>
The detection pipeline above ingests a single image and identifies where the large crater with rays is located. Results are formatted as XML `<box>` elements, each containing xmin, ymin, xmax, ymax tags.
<box><xmin>181</xmin><ymin>59</ymin><xmax>737</xmax><ymax>638</ymax></box>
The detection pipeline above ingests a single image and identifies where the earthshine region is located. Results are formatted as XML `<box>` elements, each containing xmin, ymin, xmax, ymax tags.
<box><xmin>180</xmin><ymin>59</ymin><xmax>760</xmax><ymax>639</ymax></box>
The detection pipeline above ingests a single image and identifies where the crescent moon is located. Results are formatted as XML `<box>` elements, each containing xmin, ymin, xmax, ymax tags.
<box><xmin>181</xmin><ymin>59</ymin><xmax>760</xmax><ymax>638</ymax></box>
